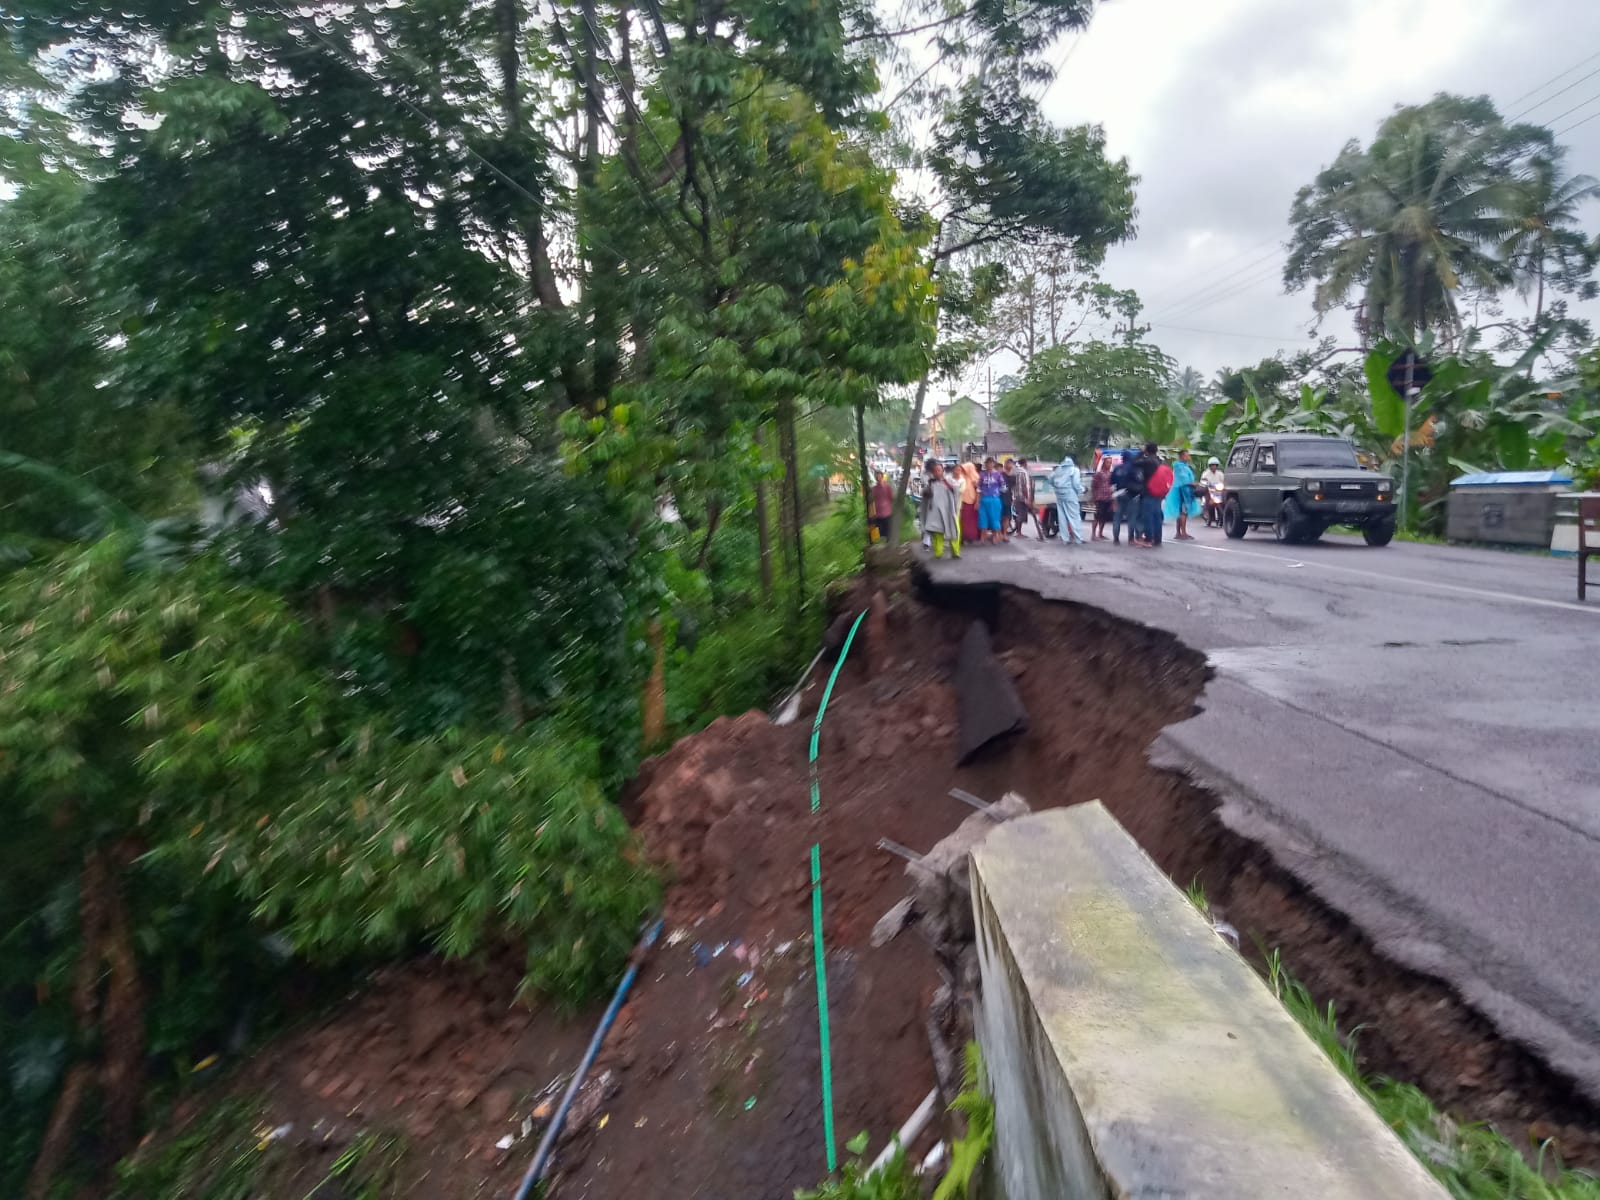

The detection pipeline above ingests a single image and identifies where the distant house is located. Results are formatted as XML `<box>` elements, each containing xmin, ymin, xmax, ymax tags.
<box><xmin>922</xmin><ymin>395</ymin><xmax>1017</xmax><ymax>459</ymax></box>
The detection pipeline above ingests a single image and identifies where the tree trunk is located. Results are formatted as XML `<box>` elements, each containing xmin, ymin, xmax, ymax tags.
<box><xmin>695</xmin><ymin>495</ymin><xmax>723</xmax><ymax>570</ymax></box>
<box><xmin>1535</xmin><ymin>251</ymin><xmax>1546</xmax><ymax>328</ymax></box>
<box><xmin>777</xmin><ymin>398</ymin><xmax>805</xmax><ymax>612</ymax></box>
<box><xmin>98</xmin><ymin>846</ymin><xmax>145</xmax><ymax>1158</ymax></box>
<box><xmin>855</xmin><ymin>401</ymin><xmax>871</xmax><ymax>540</ymax></box>
<box><xmin>28</xmin><ymin>845</ymin><xmax>138</xmax><ymax>1200</ymax></box>
<box><xmin>753</xmin><ymin>426</ymin><xmax>773</xmax><ymax>602</ymax></box>
<box><xmin>889</xmin><ymin>373</ymin><xmax>932</xmax><ymax>545</ymax></box>
<box><xmin>640</xmin><ymin>618</ymin><xmax>666</xmax><ymax>749</ymax></box>
<box><xmin>890</xmin><ymin>222</ymin><xmax>945</xmax><ymax>544</ymax></box>
<box><xmin>26</xmin><ymin>1064</ymin><xmax>94</xmax><ymax>1200</ymax></box>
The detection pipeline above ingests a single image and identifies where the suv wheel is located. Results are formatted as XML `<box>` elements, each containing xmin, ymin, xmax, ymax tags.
<box><xmin>1223</xmin><ymin>498</ymin><xmax>1247</xmax><ymax>539</ymax></box>
<box><xmin>1276</xmin><ymin>496</ymin><xmax>1310</xmax><ymax>544</ymax></box>
<box><xmin>1363</xmin><ymin>519</ymin><xmax>1396</xmax><ymax>547</ymax></box>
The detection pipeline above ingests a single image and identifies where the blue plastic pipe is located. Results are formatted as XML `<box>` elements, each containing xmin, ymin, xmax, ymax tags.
<box><xmin>511</xmin><ymin>918</ymin><xmax>664</xmax><ymax>1200</ymax></box>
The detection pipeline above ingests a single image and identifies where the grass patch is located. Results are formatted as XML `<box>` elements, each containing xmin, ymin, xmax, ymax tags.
<box><xmin>797</xmin><ymin>1043</ymin><xmax>994</xmax><ymax>1200</ymax></box>
<box><xmin>1195</xmin><ymin>895</ymin><xmax>1600</xmax><ymax>1198</ymax></box>
<box><xmin>110</xmin><ymin>1097</ymin><xmax>409</xmax><ymax>1199</ymax></box>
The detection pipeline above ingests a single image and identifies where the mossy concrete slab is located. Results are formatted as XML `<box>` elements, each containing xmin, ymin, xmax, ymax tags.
<box><xmin>970</xmin><ymin>803</ymin><xmax>1449</xmax><ymax>1199</ymax></box>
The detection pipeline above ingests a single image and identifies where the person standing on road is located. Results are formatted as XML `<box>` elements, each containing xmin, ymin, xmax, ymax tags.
<box><xmin>1004</xmin><ymin>458</ymin><xmax>1024</xmax><ymax>535</ymax></box>
<box><xmin>1011</xmin><ymin>458</ymin><xmax>1037</xmax><ymax>536</ymax></box>
<box><xmin>978</xmin><ymin>456</ymin><xmax>1008</xmax><ymax>545</ymax></box>
<box><xmin>869</xmin><ymin>471</ymin><xmax>895</xmax><ymax>544</ymax></box>
<box><xmin>1147</xmin><ymin>449</ymin><xmax>1174</xmax><ymax>547</ymax></box>
<box><xmin>959</xmin><ymin>460</ymin><xmax>981</xmax><ymax>547</ymax></box>
<box><xmin>921</xmin><ymin>460</ymin><xmax>962</xmax><ymax>558</ymax></box>
<box><xmin>1164</xmin><ymin>448</ymin><xmax>1200</xmax><ymax>541</ymax></box>
<box><xmin>1135</xmin><ymin>443</ymin><xmax>1166</xmax><ymax>547</ymax></box>
<box><xmin>1090</xmin><ymin>454</ymin><xmax>1115</xmax><ymax>541</ymax></box>
<box><xmin>1050</xmin><ymin>455</ymin><xmax>1087</xmax><ymax>545</ymax></box>
<box><xmin>1109</xmin><ymin>451</ymin><xmax>1138</xmax><ymax>545</ymax></box>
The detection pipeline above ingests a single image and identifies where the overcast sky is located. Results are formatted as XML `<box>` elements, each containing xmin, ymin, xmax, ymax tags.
<box><xmin>997</xmin><ymin>0</ymin><xmax>1600</xmax><ymax>385</ymax></box>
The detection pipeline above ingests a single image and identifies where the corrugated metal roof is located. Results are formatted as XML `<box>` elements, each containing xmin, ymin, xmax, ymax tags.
<box><xmin>1450</xmin><ymin>469</ymin><xmax>1574</xmax><ymax>487</ymax></box>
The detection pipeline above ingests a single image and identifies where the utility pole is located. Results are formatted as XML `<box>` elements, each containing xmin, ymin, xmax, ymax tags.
<box><xmin>1400</xmin><ymin>355</ymin><xmax>1415</xmax><ymax>532</ymax></box>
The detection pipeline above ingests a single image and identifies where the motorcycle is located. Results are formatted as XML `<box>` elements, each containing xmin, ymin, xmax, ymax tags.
<box><xmin>1203</xmin><ymin>482</ymin><xmax>1226</xmax><ymax>528</ymax></box>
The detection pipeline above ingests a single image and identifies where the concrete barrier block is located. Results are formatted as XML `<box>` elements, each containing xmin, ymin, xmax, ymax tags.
<box><xmin>970</xmin><ymin>802</ymin><xmax>1449</xmax><ymax>1200</ymax></box>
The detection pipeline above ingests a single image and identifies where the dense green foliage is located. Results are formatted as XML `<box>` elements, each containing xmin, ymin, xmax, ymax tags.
<box><xmin>0</xmin><ymin>0</ymin><xmax>1150</xmax><ymax>1189</ymax></box>
<box><xmin>997</xmin><ymin>339</ymin><xmax>1175</xmax><ymax>457</ymax></box>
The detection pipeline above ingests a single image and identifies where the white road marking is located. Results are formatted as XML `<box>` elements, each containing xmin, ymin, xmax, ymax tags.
<box><xmin>1179</xmin><ymin>541</ymin><xmax>1600</xmax><ymax>616</ymax></box>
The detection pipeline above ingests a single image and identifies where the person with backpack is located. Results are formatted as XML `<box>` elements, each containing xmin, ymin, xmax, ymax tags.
<box><xmin>1109</xmin><ymin>451</ymin><xmax>1139</xmax><ymax>546</ymax></box>
<box><xmin>1140</xmin><ymin>443</ymin><xmax>1173</xmax><ymax>547</ymax></box>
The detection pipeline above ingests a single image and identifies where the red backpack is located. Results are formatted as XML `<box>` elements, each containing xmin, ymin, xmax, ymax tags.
<box><xmin>1148</xmin><ymin>462</ymin><xmax>1175</xmax><ymax>498</ymax></box>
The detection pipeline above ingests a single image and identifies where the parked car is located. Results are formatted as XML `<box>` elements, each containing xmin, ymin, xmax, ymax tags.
<box><xmin>1220</xmin><ymin>433</ymin><xmax>1397</xmax><ymax>546</ymax></box>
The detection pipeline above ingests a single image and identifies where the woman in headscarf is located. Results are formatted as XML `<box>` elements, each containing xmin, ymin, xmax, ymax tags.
<box><xmin>959</xmin><ymin>460</ymin><xmax>981</xmax><ymax>546</ymax></box>
<box><xmin>1163</xmin><ymin>447</ymin><xmax>1203</xmax><ymax>540</ymax></box>
<box><xmin>1090</xmin><ymin>454</ymin><xmax>1116</xmax><ymax>541</ymax></box>
<box><xmin>1049</xmin><ymin>456</ymin><xmax>1086</xmax><ymax>545</ymax></box>
<box><xmin>921</xmin><ymin>459</ymin><xmax>962</xmax><ymax>558</ymax></box>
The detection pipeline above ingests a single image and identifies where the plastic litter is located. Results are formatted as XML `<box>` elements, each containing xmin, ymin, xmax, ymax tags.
<box><xmin>743</xmin><ymin>1096</ymin><xmax>758</xmax><ymax>1111</ymax></box>
<box><xmin>496</xmin><ymin>1135</ymin><xmax>516</xmax><ymax>1150</ymax></box>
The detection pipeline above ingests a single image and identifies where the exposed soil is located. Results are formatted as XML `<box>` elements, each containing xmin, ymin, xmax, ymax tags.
<box><xmin>140</xmin><ymin>552</ymin><xmax>1600</xmax><ymax>1196</ymax></box>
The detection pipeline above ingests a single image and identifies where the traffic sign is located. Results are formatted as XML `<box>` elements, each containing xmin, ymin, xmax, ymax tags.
<box><xmin>1386</xmin><ymin>350</ymin><xmax>1432</xmax><ymax>395</ymax></box>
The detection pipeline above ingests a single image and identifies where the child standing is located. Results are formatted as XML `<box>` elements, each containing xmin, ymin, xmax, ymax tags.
<box><xmin>978</xmin><ymin>456</ymin><xmax>1008</xmax><ymax>544</ymax></box>
<box><xmin>921</xmin><ymin>460</ymin><xmax>962</xmax><ymax>558</ymax></box>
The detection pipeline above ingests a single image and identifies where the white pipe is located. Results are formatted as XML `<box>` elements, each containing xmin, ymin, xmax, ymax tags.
<box><xmin>866</xmin><ymin>1088</ymin><xmax>940</xmax><ymax>1178</ymax></box>
<box><xmin>771</xmin><ymin>646</ymin><xmax>827</xmax><ymax>726</ymax></box>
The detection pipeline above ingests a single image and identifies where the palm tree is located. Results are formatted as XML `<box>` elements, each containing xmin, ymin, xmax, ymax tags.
<box><xmin>1285</xmin><ymin>95</ymin><xmax>1536</xmax><ymax>346</ymax></box>
<box><xmin>1499</xmin><ymin>151</ymin><xmax>1600</xmax><ymax>325</ymax></box>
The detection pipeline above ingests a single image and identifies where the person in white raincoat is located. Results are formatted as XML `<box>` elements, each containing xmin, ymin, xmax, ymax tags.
<box><xmin>1050</xmin><ymin>456</ymin><xmax>1086</xmax><ymax>545</ymax></box>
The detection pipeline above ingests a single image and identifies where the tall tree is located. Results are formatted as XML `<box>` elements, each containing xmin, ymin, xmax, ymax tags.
<box><xmin>1500</xmin><ymin>149</ymin><xmax>1600</xmax><ymax>326</ymax></box>
<box><xmin>996</xmin><ymin>338</ymin><xmax>1173</xmax><ymax>458</ymax></box>
<box><xmin>883</xmin><ymin>51</ymin><xmax>1138</xmax><ymax>536</ymax></box>
<box><xmin>1284</xmin><ymin>94</ymin><xmax>1556</xmax><ymax>346</ymax></box>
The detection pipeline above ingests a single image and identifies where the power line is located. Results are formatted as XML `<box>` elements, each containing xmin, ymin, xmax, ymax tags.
<box><xmin>1532</xmin><ymin>88</ymin><xmax>1600</xmax><ymax>132</ymax></box>
<box><xmin>1554</xmin><ymin>107</ymin><xmax>1600</xmax><ymax>138</ymax></box>
<box><xmin>1030</xmin><ymin>33</ymin><xmax>1081</xmax><ymax>106</ymax></box>
<box><xmin>1145</xmin><ymin>322</ymin><xmax>1308</xmax><ymax>342</ymax></box>
<box><xmin>1160</xmin><ymin>260</ymin><xmax>1286</xmax><ymax>324</ymax></box>
<box><xmin>1508</xmin><ymin>67</ymin><xmax>1600</xmax><ymax>123</ymax></box>
<box><xmin>1504</xmin><ymin>49</ymin><xmax>1600</xmax><ymax>110</ymax></box>
<box><xmin>1138</xmin><ymin>233</ymin><xmax>1282</xmax><ymax>312</ymax></box>
<box><xmin>1146</xmin><ymin>244</ymin><xmax>1283</xmax><ymax>319</ymax></box>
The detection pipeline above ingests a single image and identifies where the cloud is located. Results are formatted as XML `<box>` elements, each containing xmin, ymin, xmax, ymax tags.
<box><xmin>1036</xmin><ymin>0</ymin><xmax>1600</xmax><ymax>376</ymax></box>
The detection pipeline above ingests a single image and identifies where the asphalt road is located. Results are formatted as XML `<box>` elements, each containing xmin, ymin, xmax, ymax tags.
<box><xmin>922</xmin><ymin>523</ymin><xmax>1600</xmax><ymax>1099</ymax></box>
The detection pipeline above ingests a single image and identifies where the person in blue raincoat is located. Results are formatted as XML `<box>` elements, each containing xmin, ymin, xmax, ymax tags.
<box><xmin>1050</xmin><ymin>456</ymin><xmax>1086</xmax><ymax>545</ymax></box>
<box><xmin>1163</xmin><ymin>447</ymin><xmax>1203</xmax><ymax>540</ymax></box>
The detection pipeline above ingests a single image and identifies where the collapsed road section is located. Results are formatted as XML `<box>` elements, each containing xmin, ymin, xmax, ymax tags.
<box><xmin>166</xmin><ymin>555</ymin><xmax>1600</xmax><ymax>1198</ymax></box>
<box><xmin>539</xmin><ymin>556</ymin><xmax>1600</xmax><ymax>1195</ymax></box>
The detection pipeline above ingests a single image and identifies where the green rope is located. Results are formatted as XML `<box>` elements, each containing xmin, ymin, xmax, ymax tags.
<box><xmin>808</xmin><ymin>609</ymin><xmax>867</xmax><ymax>1175</ymax></box>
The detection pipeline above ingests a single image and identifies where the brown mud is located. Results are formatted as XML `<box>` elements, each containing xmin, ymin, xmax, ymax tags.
<box><xmin>136</xmin><ymin>554</ymin><xmax>1600</xmax><ymax>1196</ymax></box>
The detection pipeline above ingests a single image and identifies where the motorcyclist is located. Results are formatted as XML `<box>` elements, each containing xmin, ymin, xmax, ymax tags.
<box><xmin>1200</xmin><ymin>456</ymin><xmax>1226</xmax><ymax>526</ymax></box>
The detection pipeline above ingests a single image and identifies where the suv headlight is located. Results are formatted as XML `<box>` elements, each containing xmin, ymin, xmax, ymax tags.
<box><xmin>1304</xmin><ymin>480</ymin><xmax>1323</xmax><ymax>492</ymax></box>
<box><xmin>1376</xmin><ymin>480</ymin><xmax>1392</xmax><ymax>493</ymax></box>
